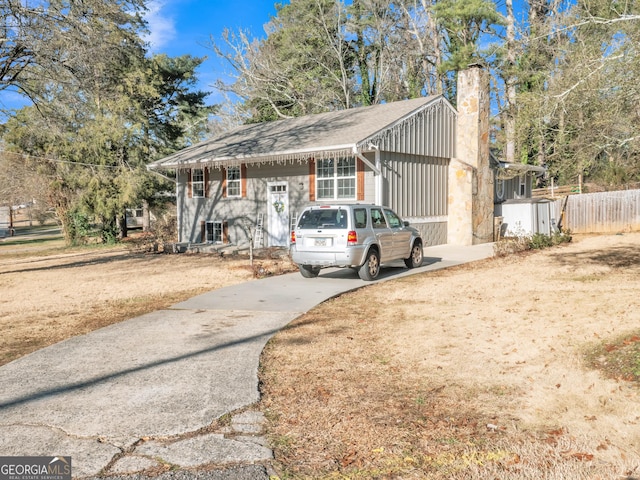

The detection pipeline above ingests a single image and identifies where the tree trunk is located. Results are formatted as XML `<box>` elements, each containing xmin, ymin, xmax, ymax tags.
<box><xmin>142</xmin><ymin>199</ymin><xmax>151</xmax><ymax>232</ymax></box>
<box><xmin>505</xmin><ymin>0</ymin><xmax>517</xmax><ymax>163</ymax></box>
<box><xmin>428</xmin><ymin>0</ymin><xmax>444</xmax><ymax>95</ymax></box>
<box><xmin>118</xmin><ymin>212</ymin><xmax>128</xmax><ymax>239</ymax></box>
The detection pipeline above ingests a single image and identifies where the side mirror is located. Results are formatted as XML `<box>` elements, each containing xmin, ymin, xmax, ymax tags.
<box><xmin>403</xmin><ymin>220</ymin><xmax>410</xmax><ymax>227</ymax></box>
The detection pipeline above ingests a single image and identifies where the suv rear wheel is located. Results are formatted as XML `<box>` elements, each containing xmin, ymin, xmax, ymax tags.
<box><xmin>404</xmin><ymin>241</ymin><xmax>424</xmax><ymax>269</ymax></box>
<box><xmin>299</xmin><ymin>264</ymin><xmax>321</xmax><ymax>278</ymax></box>
<box><xmin>358</xmin><ymin>249</ymin><xmax>380</xmax><ymax>281</ymax></box>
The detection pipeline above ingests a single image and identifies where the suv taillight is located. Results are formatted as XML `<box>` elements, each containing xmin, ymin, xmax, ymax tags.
<box><xmin>347</xmin><ymin>230</ymin><xmax>357</xmax><ymax>246</ymax></box>
<box><xmin>290</xmin><ymin>231</ymin><xmax>296</xmax><ymax>244</ymax></box>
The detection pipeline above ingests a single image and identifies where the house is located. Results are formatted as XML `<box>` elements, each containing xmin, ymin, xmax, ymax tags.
<box><xmin>491</xmin><ymin>155</ymin><xmax>549</xmax><ymax>237</ymax></box>
<box><xmin>149</xmin><ymin>66</ymin><xmax>537</xmax><ymax>249</ymax></box>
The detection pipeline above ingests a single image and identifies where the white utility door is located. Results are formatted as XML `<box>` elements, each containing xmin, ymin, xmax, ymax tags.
<box><xmin>267</xmin><ymin>182</ymin><xmax>289</xmax><ymax>246</ymax></box>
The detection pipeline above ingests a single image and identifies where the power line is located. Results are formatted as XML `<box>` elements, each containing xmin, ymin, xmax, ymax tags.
<box><xmin>0</xmin><ymin>150</ymin><xmax>122</xmax><ymax>169</ymax></box>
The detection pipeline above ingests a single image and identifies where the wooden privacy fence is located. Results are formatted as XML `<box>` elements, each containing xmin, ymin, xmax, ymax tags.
<box><xmin>532</xmin><ymin>184</ymin><xmax>582</xmax><ymax>198</ymax></box>
<box><xmin>552</xmin><ymin>189</ymin><xmax>640</xmax><ymax>234</ymax></box>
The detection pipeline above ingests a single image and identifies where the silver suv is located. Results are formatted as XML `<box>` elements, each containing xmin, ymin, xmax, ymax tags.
<box><xmin>290</xmin><ymin>204</ymin><xmax>424</xmax><ymax>281</ymax></box>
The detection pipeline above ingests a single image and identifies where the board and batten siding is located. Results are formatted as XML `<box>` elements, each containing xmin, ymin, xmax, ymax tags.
<box><xmin>370</xmin><ymin>99</ymin><xmax>456</xmax><ymax>159</ymax></box>
<box><xmin>382</xmin><ymin>152</ymin><xmax>449</xmax><ymax>246</ymax></box>
<box><xmin>361</xmin><ymin>99</ymin><xmax>455</xmax><ymax>246</ymax></box>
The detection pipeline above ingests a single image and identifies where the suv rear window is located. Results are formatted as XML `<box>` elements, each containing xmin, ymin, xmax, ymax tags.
<box><xmin>298</xmin><ymin>209</ymin><xmax>348</xmax><ymax>229</ymax></box>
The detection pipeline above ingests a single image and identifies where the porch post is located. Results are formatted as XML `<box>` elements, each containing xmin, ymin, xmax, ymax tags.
<box><xmin>375</xmin><ymin>148</ymin><xmax>382</xmax><ymax>205</ymax></box>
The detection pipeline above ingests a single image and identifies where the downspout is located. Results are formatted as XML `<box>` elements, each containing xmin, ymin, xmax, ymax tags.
<box><xmin>175</xmin><ymin>170</ymin><xmax>181</xmax><ymax>244</ymax></box>
<box><xmin>373</xmin><ymin>146</ymin><xmax>382</xmax><ymax>205</ymax></box>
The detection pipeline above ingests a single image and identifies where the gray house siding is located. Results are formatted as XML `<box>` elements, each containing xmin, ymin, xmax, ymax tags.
<box><xmin>162</xmin><ymin>96</ymin><xmax>459</xmax><ymax>248</ymax></box>
<box><xmin>366</xmin><ymin>100</ymin><xmax>456</xmax><ymax>159</ymax></box>
<box><xmin>178</xmin><ymin>163</ymin><xmax>312</xmax><ymax>245</ymax></box>
<box><xmin>495</xmin><ymin>173</ymin><xmax>534</xmax><ymax>203</ymax></box>
<box><xmin>381</xmin><ymin>152</ymin><xmax>449</xmax><ymax>246</ymax></box>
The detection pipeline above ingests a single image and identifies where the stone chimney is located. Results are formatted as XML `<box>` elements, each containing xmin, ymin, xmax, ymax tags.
<box><xmin>447</xmin><ymin>65</ymin><xmax>494</xmax><ymax>245</ymax></box>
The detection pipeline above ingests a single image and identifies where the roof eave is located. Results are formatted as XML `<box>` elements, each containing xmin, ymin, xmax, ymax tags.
<box><xmin>502</xmin><ymin>162</ymin><xmax>546</xmax><ymax>174</ymax></box>
<box><xmin>148</xmin><ymin>143</ymin><xmax>358</xmax><ymax>170</ymax></box>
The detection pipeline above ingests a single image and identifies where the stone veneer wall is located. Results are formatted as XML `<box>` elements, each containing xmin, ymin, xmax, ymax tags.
<box><xmin>447</xmin><ymin>66</ymin><xmax>494</xmax><ymax>245</ymax></box>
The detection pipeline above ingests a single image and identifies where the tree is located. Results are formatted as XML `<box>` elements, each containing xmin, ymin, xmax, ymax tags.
<box><xmin>0</xmin><ymin>0</ymin><xmax>147</xmax><ymax>108</ymax></box>
<box><xmin>394</xmin><ymin>0</ymin><xmax>444</xmax><ymax>97</ymax></box>
<box><xmin>513</xmin><ymin>0</ymin><xmax>640</xmax><ymax>187</ymax></box>
<box><xmin>432</xmin><ymin>0</ymin><xmax>503</xmax><ymax>99</ymax></box>
<box><xmin>2</xmin><ymin>52</ymin><xmax>212</xmax><ymax>244</ymax></box>
<box><xmin>211</xmin><ymin>0</ymin><xmax>353</xmax><ymax>122</ymax></box>
<box><xmin>212</xmin><ymin>0</ymin><xmax>454</xmax><ymax>122</ymax></box>
<box><xmin>0</xmin><ymin>149</ymin><xmax>46</xmax><ymax>228</ymax></box>
<box><xmin>345</xmin><ymin>0</ymin><xmax>391</xmax><ymax>105</ymax></box>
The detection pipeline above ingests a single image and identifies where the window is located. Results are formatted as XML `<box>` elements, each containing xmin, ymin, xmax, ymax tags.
<box><xmin>206</xmin><ymin>221</ymin><xmax>224</xmax><ymax>243</ymax></box>
<box><xmin>226</xmin><ymin>166</ymin><xmax>241</xmax><ymax>197</ymax></box>
<box><xmin>354</xmin><ymin>208</ymin><xmax>367</xmax><ymax>229</ymax></box>
<box><xmin>298</xmin><ymin>209</ymin><xmax>344</xmax><ymax>229</ymax></box>
<box><xmin>316</xmin><ymin>157</ymin><xmax>356</xmax><ymax>200</ymax></box>
<box><xmin>191</xmin><ymin>168</ymin><xmax>204</xmax><ymax>198</ymax></box>
<box><xmin>371</xmin><ymin>208</ymin><xmax>387</xmax><ymax>229</ymax></box>
<box><xmin>518</xmin><ymin>175</ymin><xmax>527</xmax><ymax>197</ymax></box>
<box><xmin>384</xmin><ymin>209</ymin><xmax>402</xmax><ymax>228</ymax></box>
<box><xmin>270</xmin><ymin>184</ymin><xmax>286</xmax><ymax>194</ymax></box>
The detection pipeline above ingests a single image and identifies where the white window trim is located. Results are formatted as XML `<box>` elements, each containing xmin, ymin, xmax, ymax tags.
<box><xmin>192</xmin><ymin>168</ymin><xmax>205</xmax><ymax>198</ymax></box>
<box><xmin>206</xmin><ymin>220</ymin><xmax>224</xmax><ymax>244</ymax></box>
<box><xmin>226</xmin><ymin>166</ymin><xmax>242</xmax><ymax>198</ymax></box>
<box><xmin>316</xmin><ymin>157</ymin><xmax>357</xmax><ymax>200</ymax></box>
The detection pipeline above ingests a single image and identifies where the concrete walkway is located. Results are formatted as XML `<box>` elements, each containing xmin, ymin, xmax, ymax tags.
<box><xmin>0</xmin><ymin>243</ymin><xmax>494</xmax><ymax>479</ymax></box>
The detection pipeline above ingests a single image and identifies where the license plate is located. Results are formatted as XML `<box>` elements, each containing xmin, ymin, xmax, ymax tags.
<box><xmin>315</xmin><ymin>238</ymin><xmax>328</xmax><ymax>246</ymax></box>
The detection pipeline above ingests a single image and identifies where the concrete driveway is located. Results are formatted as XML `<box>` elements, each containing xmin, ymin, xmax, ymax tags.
<box><xmin>0</xmin><ymin>243</ymin><xmax>493</xmax><ymax>479</ymax></box>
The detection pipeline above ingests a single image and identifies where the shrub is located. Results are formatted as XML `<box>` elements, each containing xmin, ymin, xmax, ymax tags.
<box><xmin>494</xmin><ymin>230</ymin><xmax>572</xmax><ymax>257</ymax></box>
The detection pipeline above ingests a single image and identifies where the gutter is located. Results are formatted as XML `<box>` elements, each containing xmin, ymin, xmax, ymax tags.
<box><xmin>502</xmin><ymin>163</ymin><xmax>546</xmax><ymax>176</ymax></box>
<box><xmin>146</xmin><ymin>164</ymin><xmax>177</xmax><ymax>183</ymax></box>
<box><xmin>148</xmin><ymin>144</ymin><xmax>358</xmax><ymax>170</ymax></box>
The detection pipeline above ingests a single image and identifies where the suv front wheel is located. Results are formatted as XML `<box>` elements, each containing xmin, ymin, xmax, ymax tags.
<box><xmin>404</xmin><ymin>241</ymin><xmax>424</xmax><ymax>269</ymax></box>
<box><xmin>358</xmin><ymin>249</ymin><xmax>380</xmax><ymax>281</ymax></box>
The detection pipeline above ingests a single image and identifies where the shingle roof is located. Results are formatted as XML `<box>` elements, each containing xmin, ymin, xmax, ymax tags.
<box><xmin>149</xmin><ymin>96</ymin><xmax>443</xmax><ymax>169</ymax></box>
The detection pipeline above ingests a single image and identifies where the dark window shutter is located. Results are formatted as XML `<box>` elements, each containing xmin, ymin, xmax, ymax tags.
<box><xmin>200</xmin><ymin>221</ymin><xmax>206</xmax><ymax>243</ymax></box>
<box><xmin>223</xmin><ymin>221</ymin><xmax>229</xmax><ymax>244</ymax></box>
<box><xmin>357</xmin><ymin>159</ymin><xmax>365</xmax><ymax>201</ymax></box>
<box><xmin>241</xmin><ymin>164</ymin><xmax>247</xmax><ymax>197</ymax></box>
<box><xmin>308</xmin><ymin>159</ymin><xmax>316</xmax><ymax>201</ymax></box>
<box><xmin>204</xmin><ymin>168</ymin><xmax>210</xmax><ymax>198</ymax></box>
<box><xmin>188</xmin><ymin>170</ymin><xmax>193</xmax><ymax>198</ymax></box>
<box><xmin>222</xmin><ymin>168</ymin><xmax>227</xmax><ymax>198</ymax></box>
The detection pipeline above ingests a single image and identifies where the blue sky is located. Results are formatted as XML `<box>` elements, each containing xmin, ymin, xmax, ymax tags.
<box><xmin>0</xmin><ymin>0</ymin><xmax>534</xmax><ymax>113</ymax></box>
<box><xmin>144</xmin><ymin>0</ymin><xmax>281</xmax><ymax>103</ymax></box>
<box><xmin>0</xmin><ymin>1</ymin><xmax>281</xmax><ymax>112</ymax></box>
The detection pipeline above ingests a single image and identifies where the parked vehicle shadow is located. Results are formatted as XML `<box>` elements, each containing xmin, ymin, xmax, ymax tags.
<box><xmin>316</xmin><ymin>256</ymin><xmax>444</xmax><ymax>281</ymax></box>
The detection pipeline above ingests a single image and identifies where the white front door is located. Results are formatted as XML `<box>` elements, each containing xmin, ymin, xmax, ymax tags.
<box><xmin>267</xmin><ymin>182</ymin><xmax>289</xmax><ymax>246</ymax></box>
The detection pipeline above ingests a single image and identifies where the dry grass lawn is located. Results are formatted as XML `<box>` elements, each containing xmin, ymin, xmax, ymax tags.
<box><xmin>260</xmin><ymin>233</ymin><xmax>640</xmax><ymax>479</ymax></box>
<box><xmin>0</xmin><ymin>236</ymin><xmax>296</xmax><ymax>366</ymax></box>
<box><xmin>1</xmin><ymin>230</ymin><xmax>639</xmax><ymax>478</ymax></box>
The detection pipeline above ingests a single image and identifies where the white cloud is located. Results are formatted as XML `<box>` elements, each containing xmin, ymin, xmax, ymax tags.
<box><xmin>143</xmin><ymin>0</ymin><xmax>176</xmax><ymax>51</ymax></box>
